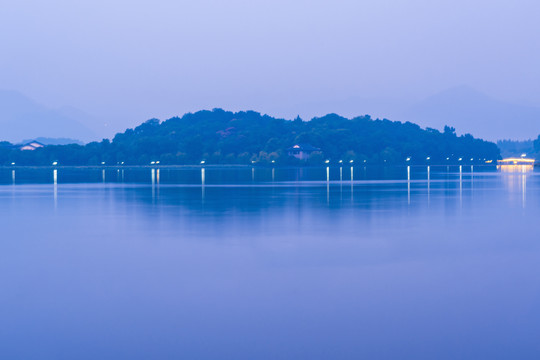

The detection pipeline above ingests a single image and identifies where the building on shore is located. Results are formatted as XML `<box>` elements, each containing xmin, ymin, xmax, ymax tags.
<box><xmin>19</xmin><ymin>141</ymin><xmax>45</xmax><ymax>151</ymax></box>
<box><xmin>287</xmin><ymin>144</ymin><xmax>321</xmax><ymax>160</ymax></box>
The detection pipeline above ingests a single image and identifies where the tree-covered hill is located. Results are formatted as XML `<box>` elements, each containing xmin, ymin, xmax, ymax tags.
<box><xmin>0</xmin><ymin>109</ymin><xmax>500</xmax><ymax>166</ymax></box>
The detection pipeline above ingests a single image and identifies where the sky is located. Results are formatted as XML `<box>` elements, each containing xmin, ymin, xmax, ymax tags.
<box><xmin>1</xmin><ymin>0</ymin><xmax>539</xmax><ymax>138</ymax></box>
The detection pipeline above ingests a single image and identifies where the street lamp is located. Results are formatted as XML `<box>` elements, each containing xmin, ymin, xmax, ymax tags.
<box><xmin>200</xmin><ymin>160</ymin><xmax>205</xmax><ymax>164</ymax></box>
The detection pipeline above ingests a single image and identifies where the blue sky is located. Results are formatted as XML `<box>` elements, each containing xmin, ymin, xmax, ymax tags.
<box><xmin>1</xmin><ymin>0</ymin><xmax>539</xmax><ymax>138</ymax></box>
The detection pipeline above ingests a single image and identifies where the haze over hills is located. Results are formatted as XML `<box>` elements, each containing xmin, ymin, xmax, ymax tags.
<box><xmin>0</xmin><ymin>90</ymin><xmax>97</xmax><ymax>143</ymax></box>
<box><xmin>279</xmin><ymin>86</ymin><xmax>540</xmax><ymax>141</ymax></box>
<box><xmin>2</xmin><ymin>86</ymin><xmax>540</xmax><ymax>144</ymax></box>
<box><xmin>400</xmin><ymin>86</ymin><xmax>540</xmax><ymax>141</ymax></box>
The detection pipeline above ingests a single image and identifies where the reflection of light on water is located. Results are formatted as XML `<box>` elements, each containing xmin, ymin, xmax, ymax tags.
<box><xmin>11</xmin><ymin>170</ymin><xmax>15</xmax><ymax>185</ymax></box>
<box><xmin>523</xmin><ymin>172</ymin><xmax>526</xmax><ymax>208</ymax></box>
<box><xmin>427</xmin><ymin>166</ymin><xmax>430</xmax><ymax>205</ymax></box>
<box><xmin>53</xmin><ymin>169</ymin><xmax>58</xmax><ymax>207</ymax></box>
<box><xmin>201</xmin><ymin>167</ymin><xmax>205</xmax><ymax>200</ymax></box>
<box><xmin>151</xmin><ymin>169</ymin><xmax>156</xmax><ymax>201</ymax></box>
<box><xmin>407</xmin><ymin>166</ymin><xmax>410</xmax><ymax>205</ymax></box>
<box><xmin>497</xmin><ymin>164</ymin><xmax>534</xmax><ymax>173</ymax></box>
<box><xmin>459</xmin><ymin>166</ymin><xmax>462</xmax><ymax>207</ymax></box>
<box><xmin>499</xmin><ymin>164</ymin><xmax>530</xmax><ymax>208</ymax></box>
<box><xmin>326</xmin><ymin>166</ymin><xmax>330</xmax><ymax>204</ymax></box>
<box><xmin>350</xmin><ymin>167</ymin><xmax>354</xmax><ymax>202</ymax></box>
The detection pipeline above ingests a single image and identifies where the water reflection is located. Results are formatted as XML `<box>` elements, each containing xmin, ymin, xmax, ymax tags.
<box><xmin>53</xmin><ymin>169</ymin><xmax>58</xmax><ymax>207</ymax></box>
<box><xmin>500</xmin><ymin>165</ymin><xmax>529</xmax><ymax>208</ymax></box>
<box><xmin>151</xmin><ymin>168</ymin><xmax>161</xmax><ymax>201</ymax></box>
<box><xmin>523</xmin><ymin>172</ymin><xmax>526</xmax><ymax>208</ymax></box>
<box><xmin>498</xmin><ymin>164</ymin><xmax>534</xmax><ymax>173</ymax></box>
<box><xmin>427</xmin><ymin>165</ymin><xmax>430</xmax><ymax>205</ymax></box>
<box><xmin>201</xmin><ymin>167</ymin><xmax>206</xmax><ymax>200</ymax></box>
<box><xmin>407</xmin><ymin>165</ymin><xmax>410</xmax><ymax>205</ymax></box>
<box><xmin>0</xmin><ymin>166</ymin><xmax>539</xmax><ymax>359</ymax></box>
<box><xmin>459</xmin><ymin>165</ymin><xmax>463</xmax><ymax>207</ymax></box>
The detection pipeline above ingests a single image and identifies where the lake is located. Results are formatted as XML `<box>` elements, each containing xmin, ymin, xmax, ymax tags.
<box><xmin>0</xmin><ymin>165</ymin><xmax>539</xmax><ymax>359</ymax></box>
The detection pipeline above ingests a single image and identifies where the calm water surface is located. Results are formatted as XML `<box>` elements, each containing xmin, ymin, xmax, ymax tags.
<box><xmin>0</xmin><ymin>166</ymin><xmax>539</xmax><ymax>359</ymax></box>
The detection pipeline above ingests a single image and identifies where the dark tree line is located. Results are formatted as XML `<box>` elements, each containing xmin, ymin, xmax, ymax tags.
<box><xmin>0</xmin><ymin>109</ymin><xmax>500</xmax><ymax>166</ymax></box>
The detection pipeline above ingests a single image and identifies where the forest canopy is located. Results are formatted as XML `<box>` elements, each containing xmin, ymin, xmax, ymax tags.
<box><xmin>0</xmin><ymin>109</ymin><xmax>500</xmax><ymax>166</ymax></box>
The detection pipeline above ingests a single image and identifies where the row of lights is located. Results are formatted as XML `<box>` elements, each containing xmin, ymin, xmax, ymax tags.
<box><xmin>8</xmin><ymin>155</ymin><xmax>498</xmax><ymax>167</ymax></box>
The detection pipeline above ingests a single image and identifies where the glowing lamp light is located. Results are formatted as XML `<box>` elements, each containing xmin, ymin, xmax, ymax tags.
<box><xmin>426</xmin><ymin>157</ymin><xmax>430</xmax><ymax>160</ymax></box>
<box><xmin>200</xmin><ymin>160</ymin><xmax>206</xmax><ymax>164</ymax></box>
<box><xmin>446</xmin><ymin>157</ymin><xmax>450</xmax><ymax>160</ymax></box>
<box><xmin>521</xmin><ymin>153</ymin><xmax>527</xmax><ymax>158</ymax></box>
<box><xmin>406</xmin><ymin>157</ymin><xmax>411</xmax><ymax>162</ymax></box>
<box><xmin>325</xmin><ymin>160</ymin><xmax>330</xmax><ymax>164</ymax></box>
<box><xmin>350</xmin><ymin>160</ymin><xmax>354</xmax><ymax>163</ymax></box>
<box><xmin>470</xmin><ymin>158</ymin><xmax>474</xmax><ymax>161</ymax></box>
<box><xmin>52</xmin><ymin>162</ymin><xmax>58</xmax><ymax>166</ymax></box>
<box><xmin>150</xmin><ymin>161</ymin><xmax>155</xmax><ymax>165</ymax></box>
<box><xmin>363</xmin><ymin>160</ymin><xmax>367</xmax><ymax>163</ymax></box>
<box><xmin>121</xmin><ymin>162</ymin><xmax>125</xmax><ymax>165</ymax></box>
<box><xmin>101</xmin><ymin>162</ymin><xmax>106</xmax><ymax>165</ymax></box>
<box><xmin>458</xmin><ymin>158</ymin><xmax>463</xmax><ymax>161</ymax></box>
<box><xmin>339</xmin><ymin>160</ymin><xmax>343</xmax><ymax>163</ymax></box>
<box><xmin>271</xmin><ymin>160</ymin><xmax>275</xmax><ymax>163</ymax></box>
<box><xmin>156</xmin><ymin>161</ymin><xmax>160</xmax><ymax>164</ymax></box>
<box><xmin>11</xmin><ymin>162</ymin><xmax>15</xmax><ymax>166</ymax></box>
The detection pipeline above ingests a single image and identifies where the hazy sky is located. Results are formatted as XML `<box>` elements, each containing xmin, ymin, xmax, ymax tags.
<box><xmin>1</xmin><ymin>0</ymin><xmax>539</xmax><ymax>136</ymax></box>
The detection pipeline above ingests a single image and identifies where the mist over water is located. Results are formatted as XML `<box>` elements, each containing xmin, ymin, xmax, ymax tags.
<box><xmin>0</xmin><ymin>166</ymin><xmax>539</xmax><ymax>359</ymax></box>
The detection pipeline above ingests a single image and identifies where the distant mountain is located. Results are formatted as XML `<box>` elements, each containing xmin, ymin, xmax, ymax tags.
<box><xmin>401</xmin><ymin>86</ymin><xmax>540</xmax><ymax>141</ymax></box>
<box><xmin>0</xmin><ymin>90</ymin><xmax>96</xmax><ymax>143</ymax></box>
<box><xmin>19</xmin><ymin>137</ymin><xmax>83</xmax><ymax>146</ymax></box>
